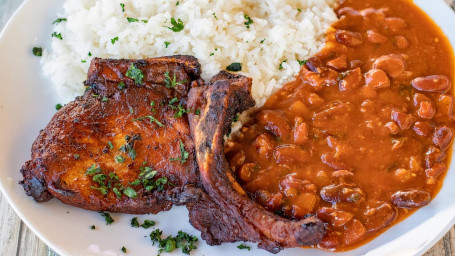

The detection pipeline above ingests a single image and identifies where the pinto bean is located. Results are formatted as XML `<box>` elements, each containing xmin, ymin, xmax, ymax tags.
<box><xmin>321</xmin><ymin>153</ymin><xmax>349</xmax><ymax>170</ymax></box>
<box><xmin>391</xmin><ymin>189</ymin><xmax>431</xmax><ymax>208</ymax></box>
<box><xmin>335</xmin><ymin>30</ymin><xmax>363</xmax><ymax>47</ymax></box>
<box><xmin>411</xmin><ymin>75</ymin><xmax>450</xmax><ymax>92</ymax></box>
<box><xmin>255</xmin><ymin>190</ymin><xmax>283</xmax><ymax>211</ymax></box>
<box><xmin>385</xmin><ymin>122</ymin><xmax>400</xmax><ymax>135</ymax></box>
<box><xmin>413</xmin><ymin>93</ymin><xmax>436</xmax><ymax>119</ymax></box>
<box><xmin>238</xmin><ymin>163</ymin><xmax>255</xmax><ymax>182</ymax></box>
<box><xmin>273</xmin><ymin>144</ymin><xmax>310</xmax><ymax>164</ymax></box>
<box><xmin>366</xmin><ymin>30</ymin><xmax>387</xmax><ymax>43</ymax></box>
<box><xmin>336</xmin><ymin>7</ymin><xmax>363</xmax><ymax>29</ymax></box>
<box><xmin>372</xmin><ymin>54</ymin><xmax>406</xmax><ymax>78</ymax></box>
<box><xmin>433</xmin><ymin>126</ymin><xmax>453</xmax><ymax>150</ymax></box>
<box><xmin>425</xmin><ymin>146</ymin><xmax>446</xmax><ymax>168</ymax></box>
<box><xmin>365</xmin><ymin>69</ymin><xmax>390</xmax><ymax>89</ymax></box>
<box><xmin>425</xmin><ymin>162</ymin><xmax>446</xmax><ymax>185</ymax></box>
<box><xmin>360</xmin><ymin>8</ymin><xmax>385</xmax><ymax>25</ymax></box>
<box><xmin>318</xmin><ymin>230</ymin><xmax>339</xmax><ymax>249</ymax></box>
<box><xmin>344</xmin><ymin>219</ymin><xmax>367</xmax><ymax>245</ymax></box>
<box><xmin>384</xmin><ymin>17</ymin><xmax>407</xmax><ymax>33</ymax></box>
<box><xmin>326</xmin><ymin>55</ymin><xmax>348</xmax><ymax>71</ymax></box>
<box><xmin>293</xmin><ymin>122</ymin><xmax>309</xmax><ymax>145</ymax></box>
<box><xmin>279</xmin><ymin>175</ymin><xmax>317</xmax><ymax>196</ymax></box>
<box><xmin>313</xmin><ymin>102</ymin><xmax>353</xmax><ymax>123</ymax></box>
<box><xmin>256</xmin><ymin>110</ymin><xmax>291</xmax><ymax>138</ymax></box>
<box><xmin>317</xmin><ymin>207</ymin><xmax>354</xmax><ymax>227</ymax></box>
<box><xmin>339</xmin><ymin>68</ymin><xmax>362</xmax><ymax>91</ymax></box>
<box><xmin>363</xmin><ymin>202</ymin><xmax>396</xmax><ymax>232</ymax></box>
<box><xmin>320</xmin><ymin>183</ymin><xmax>365</xmax><ymax>203</ymax></box>
<box><xmin>413</xmin><ymin>121</ymin><xmax>433</xmax><ymax>136</ymax></box>
<box><xmin>253</xmin><ymin>133</ymin><xmax>274</xmax><ymax>158</ymax></box>
<box><xmin>391</xmin><ymin>110</ymin><xmax>414</xmax><ymax>130</ymax></box>
<box><xmin>394</xmin><ymin>35</ymin><xmax>409</xmax><ymax>49</ymax></box>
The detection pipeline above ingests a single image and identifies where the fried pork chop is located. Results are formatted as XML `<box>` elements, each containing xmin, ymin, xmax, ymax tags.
<box><xmin>20</xmin><ymin>56</ymin><xmax>202</xmax><ymax>214</ymax></box>
<box><xmin>186</xmin><ymin>71</ymin><xmax>325</xmax><ymax>253</ymax></box>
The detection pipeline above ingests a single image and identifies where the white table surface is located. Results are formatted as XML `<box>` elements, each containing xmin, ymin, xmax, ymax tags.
<box><xmin>0</xmin><ymin>0</ymin><xmax>454</xmax><ymax>255</ymax></box>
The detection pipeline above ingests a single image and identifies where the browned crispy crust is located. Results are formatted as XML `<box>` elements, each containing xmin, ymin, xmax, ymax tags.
<box><xmin>186</xmin><ymin>71</ymin><xmax>325</xmax><ymax>253</ymax></box>
<box><xmin>20</xmin><ymin>56</ymin><xmax>202</xmax><ymax>214</ymax></box>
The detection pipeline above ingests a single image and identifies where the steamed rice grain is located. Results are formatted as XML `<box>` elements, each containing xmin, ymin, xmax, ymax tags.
<box><xmin>42</xmin><ymin>0</ymin><xmax>338</xmax><ymax>108</ymax></box>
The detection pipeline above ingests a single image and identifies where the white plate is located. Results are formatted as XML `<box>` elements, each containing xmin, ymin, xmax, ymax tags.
<box><xmin>1</xmin><ymin>0</ymin><xmax>455</xmax><ymax>256</ymax></box>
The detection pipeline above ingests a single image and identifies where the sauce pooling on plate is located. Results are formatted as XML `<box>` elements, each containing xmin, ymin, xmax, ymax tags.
<box><xmin>226</xmin><ymin>0</ymin><xmax>454</xmax><ymax>251</ymax></box>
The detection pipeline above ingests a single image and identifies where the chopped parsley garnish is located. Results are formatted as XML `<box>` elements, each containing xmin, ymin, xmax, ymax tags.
<box><xmin>209</xmin><ymin>53</ymin><xmax>214</xmax><ymax>56</ymax></box>
<box><xmin>74</xmin><ymin>154</ymin><xmax>80</xmax><ymax>160</ymax></box>
<box><xmin>86</xmin><ymin>164</ymin><xmax>101</xmax><ymax>175</ymax></box>
<box><xmin>81</xmin><ymin>60</ymin><xmax>87</xmax><ymax>63</ymax></box>
<box><xmin>260</xmin><ymin>38</ymin><xmax>265</xmax><ymax>44</ymax></box>
<box><xmin>164</xmin><ymin>41</ymin><xmax>171</xmax><ymax>48</ymax></box>
<box><xmin>91</xmin><ymin>186</ymin><xmax>108</xmax><ymax>195</ymax></box>
<box><xmin>55</xmin><ymin>103</ymin><xmax>63</xmax><ymax>110</ymax></box>
<box><xmin>279</xmin><ymin>59</ymin><xmax>287</xmax><ymax>70</ymax></box>
<box><xmin>107</xmin><ymin>141</ymin><xmax>114</xmax><ymax>149</ymax></box>
<box><xmin>126</xmin><ymin>63</ymin><xmax>144</xmax><ymax>84</ymax></box>
<box><xmin>32</xmin><ymin>47</ymin><xmax>43</xmax><ymax>57</ymax></box>
<box><xmin>176</xmin><ymin>1</ymin><xmax>180</xmax><ymax>5</ymax></box>
<box><xmin>52</xmin><ymin>18</ymin><xmax>67</xmax><ymax>25</ymax></box>
<box><xmin>142</xmin><ymin>20</ymin><xmax>148</xmax><ymax>23</ymax></box>
<box><xmin>129</xmin><ymin>107</ymin><xmax>134</xmax><ymax>114</ymax></box>
<box><xmin>166</xmin><ymin>17</ymin><xmax>184</xmax><ymax>32</ymax></box>
<box><xmin>237</xmin><ymin>244</ymin><xmax>251</xmax><ymax>250</ymax></box>
<box><xmin>212</xmin><ymin>12</ymin><xmax>218</xmax><ymax>19</ymax></box>
<box><xmin>90</xmin><ymin>225</ymin><xmax>96</xmax><ymax>230</ymax></box>
<box><xmin>113</xmin><ymin>187</ymin><xmax>122</xmax><ymax>198</ymax></box>
<box><xmin>243</xmin><ymin>14</ymin><xmax>254</xmax><ymax>29</ymax></box>
<box><xmin>118</xmin><ymin>134</ymin><xmax>141</xmax><ymax>160</ymax></box>
<box><xmin>298</xmin><ymin>59</ymin><xmax>308</xmax><ymax>65</ymax></box>
<box><xmin>111</xmin><ymin>37</ymin><xmax>119</xmax><ymax>44</ymax></box>
<box><xmin>170</xmin><ymin>139</ymin><xmax>189</xmax><ymax>164</ymax></box>
<box><xmin>100</xmin><ymin>212</ymin><xmax>114</xmax><ymax>225</ymax></box>
<box><xmin>120</xmin><ymin>3</ymin><xmax>125</xmax><ymax>12</ymax></box>
<box><xmin>118</xmin><ymin>82</ymin><xmax>126</xmax><ymax>90</ymax></box>
<box><xmin>102</xmin><ymin>97</ymin><xmax>108</xmax><ymax>102</ymax></box>
<box><xmin>115</xmin><ymin>155</ymin><xmax>125</xmax><ymax>163</ymax></box>
<box><xmin>297</xmin><ymin>8</ymin><xmax>302</xmax><ymax>13</ymax></box>
<box><xmin>131</xmin><ymin>217</ymin><xmax>140</xmax><ymax>228</ymax></box>
<box><xmin>174</xmin><ymin>104</ymin><xmax>189</xmax><ymax>118</ymax></box>
<box><xmin>150</xmin><ymin>229</ymin><xmax>198</xmax><ymax>255</ymax></box>
<box><xmin>226</xmin><ymin>62</ymin><xmax>242</xmax><ymax>72</ymax></box>
<box><xmin>133</xmin><ymin>115</ymin><xmax>164</xmax><ymax>127</ymax></box>
<box><xmin>121</xmin><ymin>246</ymin><xmax>127</xmax><ymax>253</ymax></box>
<box><xmin>51</xmin><ymin>32</ymin><xmax>63</xmax><ymax>40</ymax></box>
<box><xmin>195</xmin><ymin>109</ymin><xmax>200</xmax><ymax>115</ymax></box>
<box><xmin>164</xmin><ymin>71</ymin><xmax>187</xmax><ymax>88</ymax></box>
<box><xmin>233</xmin><ymin>114</ymin><xmax>239</xmax><ymax>122</ymax></box>
<box><xmin>88</xmin><ymin>52</ymin><xmax>92</xmax><ymax>56</ymax></box>
<box><xmin>123</xmin><ymin>187</ymin><xmax>137</xmax><ymax>198</ymax></box>
<box><xmin>127</xmin><ymin>17</ymin><xmax>139</xmax><ymax>23</ymax></box>
<box><xmin>141</xmin><ymin>219</ymin><xmax>156</xmax><ymax>229</ymax></box>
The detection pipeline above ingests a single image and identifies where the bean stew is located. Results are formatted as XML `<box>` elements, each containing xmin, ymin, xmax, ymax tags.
<box><xmin>226</xmin><ymin>0</ymin><xmax>455</xmax><ymax>251</ymax></box>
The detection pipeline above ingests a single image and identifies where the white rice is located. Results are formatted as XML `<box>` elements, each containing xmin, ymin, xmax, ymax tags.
<box><xmin>42</xmin><ymin>0</ymin><xmax>337</xmax><ymax>107</ymax></box>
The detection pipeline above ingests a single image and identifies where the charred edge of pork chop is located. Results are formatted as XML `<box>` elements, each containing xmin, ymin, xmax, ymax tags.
<box><xmin>19</xmin><ymin>56</ymin><xmax>203</xmax><ymax>214</ymax></box>
<box><xmin>187</xmin><ymin>71</ymin><xmax>325</xmax><ymax>253</ymax></box>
